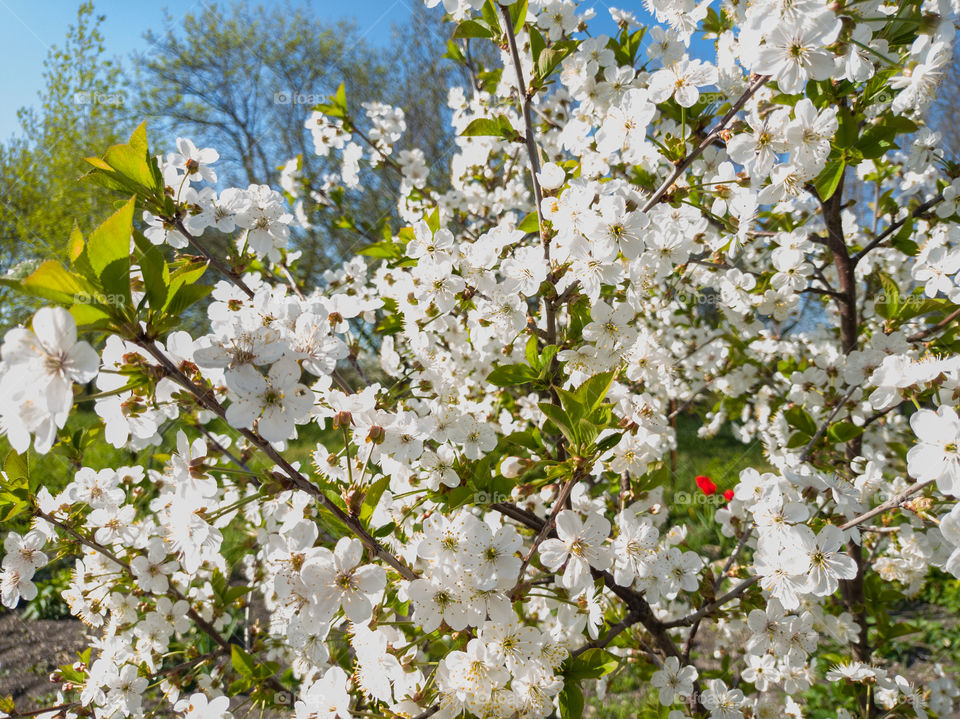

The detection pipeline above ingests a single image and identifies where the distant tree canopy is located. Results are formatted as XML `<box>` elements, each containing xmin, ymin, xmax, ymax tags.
<box><xmin>929</xmin><ymin>41</ymin><xmax>960</xmax><ymax>159</ymax></box>
<box><xmin>0</xmin><ymin>1</ymin><xmax>479</xmax><ymax>322</ymax></box>
<box><xmin>133</xmin><ymin>1</ymin><xmax>477</xmax><ymax>281</ymax></box>
<box><xmin>0</xmin><ymin>2</ymin><xmax>128</xmax><ymax>326</ymax></box>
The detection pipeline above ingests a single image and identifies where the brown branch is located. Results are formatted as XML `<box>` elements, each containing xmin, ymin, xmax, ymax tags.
<box><xmin>511</xmin><ymin>475</ymin><xmax>578</xmax><ymax>597</ymax></box>
<box><xmin>133</xmin><ymin>336</ymin><xmax>418</xmax><ymax>581</ymax></box>
<box><xmin>641</xmin><ymin>75</ymin><xmax>769</xmax><ymax>213</ymax></box>
<box><xmin>172</xmin><ymin>218</ymin><xmax>255</xmax><ymax>298</ymax></box>
<box><xmin>907</xmin><ymin>306</ymin><xmax>960</xmax><ymax>342</ymax></box>
<box><xmin>798</xmin><ymin>385</ymin><xmax>860</xmax><ymax>462</ymax></box>
<box><xmin>852</xmin><ymin>193</ymin><xmax>944</xmax><ymax>266</ymax></box>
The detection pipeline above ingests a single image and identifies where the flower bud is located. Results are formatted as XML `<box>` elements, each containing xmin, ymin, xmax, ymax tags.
<box><xmin>536</xmin><ymin>162</ymin><xmax>566</xmax><ymax>191</ymax></box>
<box><xmin>501</xmin><ymin>456</ymin><xmax>525</xmax><ymax>478</ymax></box>
<box><xmin>366</xmin><ymin>425</ymin><xmax>386</xmax><ymax>444</ymax></box>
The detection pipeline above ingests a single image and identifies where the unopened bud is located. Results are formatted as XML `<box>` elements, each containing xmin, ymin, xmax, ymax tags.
<box><xmin>342</xmin><ymin>486</ymin><xmax>365</xmax><ymax>517</ymax></box>
<box><xmin>501</xmin><ymin>456</ymin><xmax>526</xmax><ymax>479</ymax></box>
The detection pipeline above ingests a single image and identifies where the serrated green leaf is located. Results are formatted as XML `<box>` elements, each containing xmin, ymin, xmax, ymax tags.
<box><xmin>815</xmin><ymin>159</ymin><xmax>845</xmax><ymax>200</ymax></box>
<box><xmin>452</xmin><ymin>19</ymin><xmax>492</xmax><ymax>39</ymax></box>
<box><xmin>784</xmin><ymin>406</ymin><xmax>817</xmax><ymax>436</ymax></box>
<box><xmin>566</xmin><ymin>648</ymin><xmax>619</xmax><ymax>680</ymax></box>
<box><xmin>488</xmin><ymin>363</ymin><xmax>538</xmax><ymax>387</ymax></box>
<box><xmin>15</xmin><ymin>260</ymin><xmax>97</xmax><ymax>305</ymax></box>
<box><xmin>575</xmin><ymin>372</ymin><xmax>613</xmax><ymax>413</ymax></box>
<box><xmin>231</xmin><ymin>645</ymin><xmax>257</xmax><ymax>677</ymax></box>
<box><xmin>163</xmin><ymin>282</ymin><xmax>213</xmax><ymax>315</ymax></box>
<box><xmin>360</xmin><ymin>474</ymin><xmax>391</xmax><ymax>523</ymax></box>
<box><xmin>559</xmin><ymin>680</ymin><xmax>584</xmax><ymax>719</ymax></box>
<box><xmin>539</xmin><ymin>402</ymin><xmax>578</xmax><ymax>445</ymax></box>
<box><xmin>827</xmin><ymin>421</ymin><xmax>864</xmax><ymax>443</ymax></box>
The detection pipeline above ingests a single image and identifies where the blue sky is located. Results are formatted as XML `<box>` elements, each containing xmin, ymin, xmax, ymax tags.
<box><xmin>0</xmin><ymin>0</ymin><xmax>659</xmax><ymax>140</ymax></box>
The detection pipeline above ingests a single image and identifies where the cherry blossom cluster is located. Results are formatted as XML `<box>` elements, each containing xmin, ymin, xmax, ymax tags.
<box><xmin>1</xmin><ymin>0</ymin><xmax>960</xmax><ymax>717</ymax></box>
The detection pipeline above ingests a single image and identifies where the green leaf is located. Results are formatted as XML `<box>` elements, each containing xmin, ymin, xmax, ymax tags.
<box><xmin>890</xmin><ymin>217</ymin><xmax>918</xmax><ymax>256</ymax></box>
<box><xmin>163</xmin><ymin>283</ymin><xmax>213</xmax><ymax>316</ymax></box>
<box><xmin>510</xmin><ymin>0</ymin><xmax>528</xmax><ymax>33</ymax></box>
<box><xmin>575</xmin><ymin>372</ymin><xmax>613</xmax><ymax>413</ymax></box>
<box><xmin>452</xmin><ymin>19</ymin><xmax>492</xmax><ymax>39</ymax></box>
<box><xmin>559</xmin><ymin>680</ymin><xmax>584</xmax><ymax>719</ymax></box>
<box><xmin>480</xmin><ymin>0</ymin><xmax>501</xmax><ymax>35</ymax></box>
<box><xmin>487</xmin><ymin>363</ymin><xmax>537</xmax><ymax>387</ymax></box>
<box><xmin>87</xmin><ymin>196</ymin><xmax>135</xmax><ymax>305</ymax></box>
<box><xmin>460</xmin><ymin>115</ymin><xmax>516</xmax><ymax>140</ymax></box>
<box><xmin>898</xmin><ymin>295</ymin><xmax>947</xmax><ymax>321</ymax></box>
<box><xmin>784</xmin><ymin>406</ymin><xmax>817</xmax><ymax>436</ymax></box>
<box><xmin>69</xmin><ymin>303</ymin><xmax>112</xmax><ymax>330</ymax></box>
<box><xmin>537</xmin><ymin>346</ymin><xmax>558</xmax><ymax>379</ymax></box>
<box><xmin>595</xmin><ymin>432</ymin><xmax>623</xmax><ymax>454</ymax></box>
<box><xmin>231</xmin><ymin>645</ymin><xmax>257</xmax><ymax>677</ymax></box>
<box><xmin>875</xmin><ymin>270</ymin><xmax>900</xmax><ymax>319</ymax></box>
<box><xmin>166</xmin><ymin>257</ymin><xmax>209</xmax><ymax>300</ymax></box>
<box><xmin>554</xmin><ymin>386</ymin><xmax>586</xmax><ymax>425</ymax></box>
<box><xmin>3</xmin><ymin>450</ymin><xmax>28</xmax><ymax>483</ymax></box>
<box><xmin>425</xmin><ymin>206</ymin><xmax>441</xmax><ymax>235</ymax></box>
<box><xmin>316</xmin><ymin>81</ymin><xmax>348</xmax><ymax>119</ymax></box>
<box><xmin>85</xmin><ymin>122</ymin><xmax>162</xmax><ymax>198</ymax></box>
<box><xmin>14</xmin><ymin>260</ymin><xmax>97</xmax><ymax>305</ymax></box>
<box><xmin>524</xmin><ymin>335</ymin><xmax>540</xmax><ymax>368</ymax></box>
<box><xmin>538</xmin><ymin>402</ymin><xmax>578</xmax><ymax>445</ymax></box>
<box><xmin>815</xmin><ymin>159</ymin><xmax>845</xmax><ymax>200</ymax></box>
<box><xmin>836</xmin><ymin>107</ymin><xmax>858</xmax><ymax>149</ymax></box>
<box><xmin>517</xmin><ymin>211</ymin><xmax>540</xmax><ymax>234</ymax></box>
<box><xmin>443</xmin><ymin>39</ymin><xmax>465</xmax><ymax>63</ymax></box>
<box><xmin>359</xmin><ymin>240</ymin><xmax>406</xmax><ymax>261</ymax></box>
<box><xmin>132</xmin><ymin>233</ymin><xmax>169</xmax><ymax>310</ymax></box>
<box><xmin>501</xmin><ymin>430</ymin><xmax>542</xmax><ymax>453</ymax></box>
<box><xmin>856</xmin><ymin>122</ymin><xmax>900</xmax><ymax>159</ymax></box>
<box><xmin>827</xmin><ymin>421</ymin><xmax>865</xmax><ymax>443</ymax></box>
<box><xmin>223</xmin><ymin>585</ymin><xmax>253</xmax><ymax>604</ymax></box>
<box><xmin>529</xmin><ymin>26</ymin><xmax>546</xmax><ymax>63</ymax></box>
<box><xmin>535</xmin><ymin>40</ymin><xmax>577</xmax><ymax>83</ymax></box>
<box><xmin>360</xmin><ymin>474</ymin><xmax>391</xmax><ymax>523</ymax></box>
<box><xmin>566</xmin><ymin>648</ymin><xmax>619</xmax><ymax>680</ymax></box>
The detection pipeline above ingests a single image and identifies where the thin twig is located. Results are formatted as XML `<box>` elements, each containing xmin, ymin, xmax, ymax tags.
<box><xmin>641</xmin><ymin>75</ymin><xmax>769</xmax><ymax>213</ymax></box>
<box><xmin>852</xmin><ymin>193</ymin><xmax>943</xmax><ymax>266</ymax></box>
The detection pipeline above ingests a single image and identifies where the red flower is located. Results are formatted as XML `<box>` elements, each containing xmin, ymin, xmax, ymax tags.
<box><xmin>695</xmin><ymin>475</ymin><xmax>717</xmax><ymax>495</ymax></box>
<box><xmin>723</xmin><ymin>489</ymin><xmax>735</xmax><ymax>502</ymax></box>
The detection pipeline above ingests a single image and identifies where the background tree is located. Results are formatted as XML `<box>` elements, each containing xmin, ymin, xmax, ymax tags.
<box><xmin>0</xmin><ymin>2</ymin><xmax>129</xmax><ymax>327</ymax></box>
<box><xmin>929</xmin><ymin>41</ymin><xmax>960</xmax><ymax>159</ymax></box>
<box><xmin>134</xmin><ymin>1</ymin><xmax>481</xmax><ymax>282</ymax></box>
